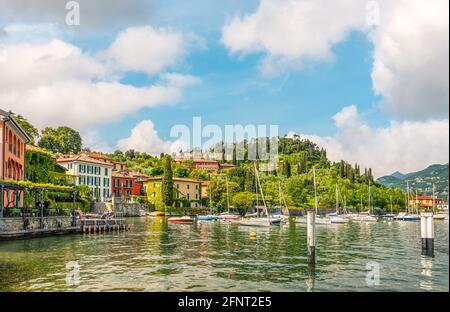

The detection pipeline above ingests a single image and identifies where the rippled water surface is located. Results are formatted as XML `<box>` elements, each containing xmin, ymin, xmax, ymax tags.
<box><xmin>0</xmin><ymin>217</ymin><xmax>448</xmax><ymax>292</ymax></box>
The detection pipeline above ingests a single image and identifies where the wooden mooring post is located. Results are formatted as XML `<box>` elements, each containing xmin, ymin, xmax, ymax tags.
<box><xmin>420</xmin><ymin>212</ymin><xmax>434</xmax><ymax>256</ymax></box>
<box><xmin>307</xmin><ymin>210</ymin><xmax>316</xmax><ymax>264</ymax></box>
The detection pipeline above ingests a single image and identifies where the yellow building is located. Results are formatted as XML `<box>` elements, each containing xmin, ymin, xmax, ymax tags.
<box><xmin>408</xmin><ymin>196</ymin><xmax>444</xmax><ymax>209</ymax></box>
<box><xmin>143</xmin><ymin>177</ymin><xmax>201</xmax><ymax>209</ymax></box>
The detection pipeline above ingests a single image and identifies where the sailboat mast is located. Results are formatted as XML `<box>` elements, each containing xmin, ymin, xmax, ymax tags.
<box><xmin>254</xmin><ymin>163</ymin><xmax>268</xmax><ymax>217</ymax></box>
<box><xmin>255</xmin><ymin>165</ymin><xmax>259</xmax><ymax>217</ymax></box>
<box><xmin>226</xmin><ymin>176</ymin><xmax>230</xmax><ymax>214</ymax></box>
<box><xmin>432</xmin><ymin>184</ymin><xmax>435</xmax><ymax>215</ymax></box>
<box><xmin>390</xmin><ymin>195</ymin><xmax>393</xmax><ymax>214</ymax></box>
<box><xmin>313</xmin><ymin>167</ymin><xmax>318</xmax><ymax>215</ymax></box>
<box><xmin>335</xmin><ymin>184</ymin><xmax>339</xmax><ymax>214</ymax></box>
<box><xmin>406</xmin><ymin>181</ymin><xmax>410</xmax><ymax>214</ymax></box>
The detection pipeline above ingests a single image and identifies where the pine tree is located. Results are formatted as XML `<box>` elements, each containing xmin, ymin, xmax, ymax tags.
<box><xmin>162</xmin><ymin>155</ymin><xmax>174</xmax><ymax>207</ymax></box>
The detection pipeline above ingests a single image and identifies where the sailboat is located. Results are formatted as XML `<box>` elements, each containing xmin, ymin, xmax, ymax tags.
<box><xmin>327</xmin><ymin>184</ymin><xmax>349</xmax><ymax>224</ymax></box>
<box><xmin>394</xmin><ymin>181</ymin><xmax>419</xmax><ymax>221</ymax></box>
<box><xmin>295</xmin><ymin>167</ymin><xmax>332</xmax><ymax>225</ymax></box>
<box><xmin>238</xmin><ymin>164</ymin><xmax>281</xmax><ymax>227</ymax></box>
<box><xmin>432</xmin><ymin>184</ymin><xmax>446</xmax><ymax>220</ymax></box>
<box><xmin>197</xmin><ymin>183</ymin><xmax>219</xmax><ymax>221</ymax></box>
<box><xmin>383</xmin><ymin>195</ymin><xmax>396</xmax><ymax>219</ymax></box>
<box><xmin>352</xmin><ymin>180</ymin><xmax>377</xmax><ymax>222</ymax></box>
<box><xmin>218</xmin><ymin>176</ymin><xmax>241</xmax><ymax>221</ymax></box>
<box><xmin>270</xmin><ymin>181</ymin><xmax>290</xmax><ymax>222</ymax></box>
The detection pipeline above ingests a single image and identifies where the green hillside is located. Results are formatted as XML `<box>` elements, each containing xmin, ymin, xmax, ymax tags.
<box><xmin>377</xmin><ymin>164</ymin><xmax>449</xmax><ymax>200</ymax></box>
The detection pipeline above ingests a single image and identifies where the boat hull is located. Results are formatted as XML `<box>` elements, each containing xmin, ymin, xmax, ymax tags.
<box><xmin>239</xmin><ymin>218</ymin><xmax>281</xmax><ymax>227</ymax></box>
<box><xmin>168</xmin><ymin>217</ymin><xmax>194</xmax><ymax>224</ymax></box>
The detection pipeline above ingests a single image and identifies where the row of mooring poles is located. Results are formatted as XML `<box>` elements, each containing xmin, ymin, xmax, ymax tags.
<box><xmin>305</xmin><ymin>210</ymin><xmax>435</xmax><ymax>265</ymax></box>
<box><xmin>82</xmin><ymin>223</ymin><xmax>131</xmax><ymax>234</ymax></box>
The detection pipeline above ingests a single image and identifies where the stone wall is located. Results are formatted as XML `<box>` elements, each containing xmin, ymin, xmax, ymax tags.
<box><xmin>0</xmin><ymin>216</ymin><xmax>75</xmax><ymax>233</ymax></box>
<box><xmin>114</xmin><ymin>203</ymin><xmax>149</xmax><ymax>217</ymax></box>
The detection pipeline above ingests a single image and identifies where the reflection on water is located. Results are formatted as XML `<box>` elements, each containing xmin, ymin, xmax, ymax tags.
<box><xmin>0</xmin><ymin>218</ymin><xmax>448</xmax><ymax>292</ymax></box>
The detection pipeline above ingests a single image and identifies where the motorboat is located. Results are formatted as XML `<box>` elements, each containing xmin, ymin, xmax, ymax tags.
<box><xmin>197</xmin><ymin>214</ymin><xmax>219</xmax><ymax>221</ymax></box>
<box><xmin>168</xmin><ymin>216</ymin><xmax>194</xmax><ymax>224</ymax></box>
<box><xmin>393</xmin><ymin>212</ymin><xmax>419</xmax><ymax>221</ymax></box>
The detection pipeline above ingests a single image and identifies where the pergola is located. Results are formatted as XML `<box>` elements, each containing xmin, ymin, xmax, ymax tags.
<box><xmin>0</xmin><ymin>183</ymin><xmax>78</xmax><ymax>227</ymax></box>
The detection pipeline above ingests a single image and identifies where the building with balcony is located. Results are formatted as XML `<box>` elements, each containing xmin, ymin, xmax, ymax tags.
<box><xmin>57</xmin><ymin>153</ymin><xmax>113</xmax><ymax>201</ymax></box>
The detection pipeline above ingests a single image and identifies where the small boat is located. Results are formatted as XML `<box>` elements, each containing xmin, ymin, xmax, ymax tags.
<box><xmin>197</xmin><ymin>214</ymin><xmax>219</xmax><ymax>221</ymax></box>
<box><xmin>295</xmin><ymin>215</ymin><xmax>333</xmax><ymax>225</ymax></box>
<box><xmin>433</xmin><ymin>213</ymin><xmax>447</xmax><ymax>220</ymax></box>
<box><xmin>168</xmin><ymin>216</ymin><xmax>194</xmax><ymax>224</ymax></box>
<box><xmin>218</xmin><ymin>177</ymin><xmax>241</xmax><ymax>221</ymax></box>
<box><xmin>393</xmin><ymin>212</ymin><xmax>419</xmax><ymax>221</ymax></box>
<box><xmin>218</xmin><ymin>212</ymin><xmax>241</xmax><ymax>220</ymax></box>
<box><xmin>239</xmin><ymin>217</ymin><xmax>281</xmax><ymax>227</ymax></box>
<box><xmin>329</xmin><ymin>215</ymin><xmax>348</xmax><ymax>224</ymax></box>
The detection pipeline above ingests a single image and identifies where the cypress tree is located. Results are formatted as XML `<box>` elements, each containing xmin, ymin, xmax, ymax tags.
<box><xmin>284</xmin><ymin>160</ymin><xmax>291</xmax><ymax>178</ymax></box>
<box><xmin>162</xmin><ymin>155</ymin><xmax>174</xmax><ymax>207</ymax></box>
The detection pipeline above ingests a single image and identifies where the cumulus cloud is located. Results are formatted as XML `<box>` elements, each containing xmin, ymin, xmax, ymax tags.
<box><xmin>289</xmin><ymin>105</ymin><xmax>449</xmax><ymax>178</ymax></box>
<box><xmin>0</xmin><ymin>27</ymin><xmax>199</xmax><ymax>131</ymax></box>
<box><xmin>222</xmin><ymin>0</ymin><xmax>449</xmax><ymax>119</ymax></box>
<box><xmin>221</xmin><ymin>0</ymin><xmax>367</xmax><ymax>75</ymax></box>
<box><xmin>0</xmin><ymin>0</ymin><xmax>154</xmax><ymax>34</ymax></box>
<box><xmin>370</xmin><ymin>0</ymin><xmax>449</xmax><ymax>119</ymax></box>
<box><xmin>117</xmin><ymin>120</ymin><xmax>186</xmax><ymax>155</ymax></box>
<box><xmin>104</xmin><ymin>26</ymin><xmax>194</xmax><ymax>76</ymax></box>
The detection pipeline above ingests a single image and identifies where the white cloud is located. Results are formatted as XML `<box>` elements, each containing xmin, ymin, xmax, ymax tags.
<box><xmin>104</xmin><ymin>26</ymin><xmax>191</xmax><ymax>76</ymax></box>
<box><xmin>221</xmin><ymin>0</ymin><xmax>367</xmax><ymax>75</ymax></box>
<box><xmin>370</xmin><ymin>0</ymin><xmax>449</xmax><ymax>119</ymax></box>
<box><xmin>222</xmin><ymin>0</ymin><xmax>449</xmax><ymax>119</ymax></box>
<box><xmin>117</xmin><ymin>120</ymin><xmax>186</xmax><ymax>155</ymax></box>
<box><xmin>0</xmin><ymin>0</ymin><xmax>154</xmax><ymax>34</ymax></box>
<box><xmin>289</xmin><ymin>105</ymin><xmax>449</xmax><ymax>178</ymax></box>
<box><xmin>0</xmin><ymin>26</ymin><xmax>199</xmax><ymax>131</ymax></box>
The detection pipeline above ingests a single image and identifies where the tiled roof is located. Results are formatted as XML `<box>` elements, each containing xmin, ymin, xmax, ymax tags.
<box><xmin>142</xmin><ymin>176</ymin><xmax>201</xmax><ymax>183</ymax></box>
<box><xmin>57</xmin><ymin>153</ymin><xmax>114</xmax><ymax>166</ymax></box>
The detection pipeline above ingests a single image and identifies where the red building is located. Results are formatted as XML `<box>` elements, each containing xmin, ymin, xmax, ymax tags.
<box><xmin>1</xmin><ymin>110</ymin><xmax>32</xmax><ymax>181</ymax></box>
<box><xmin>112</xmin><ymin>171</ymin><xmax>134</xmax><ymax>198</ymax></box>
<box><xmin>130</xmin><ymin>172</ymin><xmax>150</xmax><ymax>196</ymax></box>
<box><xmin>1</xmin><ymin>110</ymin><xmax>33</xmax><ymax>211</ymax></box>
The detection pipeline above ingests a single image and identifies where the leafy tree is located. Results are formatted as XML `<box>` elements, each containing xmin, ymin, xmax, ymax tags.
<box><xmin>10</xmin><ymin>112</ymin><xmax>39</xmax><ymax>143</ymax></box>
<box><xmin>231</xmin><ymin>192</ymin><xmax>255</xmax><ymax>209</ymax></box>
<box><xmin>38</xmin><ymin>127</ymin><xmax>82</xmax><ymax>154</ymax></box>
<box><xmin>161</xmin><ymin>156</ymin><xmax>174</xmax><ymax>207</ymax></box>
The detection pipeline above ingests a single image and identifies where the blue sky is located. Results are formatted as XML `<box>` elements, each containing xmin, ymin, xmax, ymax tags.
<box><xmin>1</xmin><ymin>0</ymin><xmax>448</xmax><ymax>176</ymax></box>
<box><xmin>96</xmin><ymin>30</ymin><xmax>381</xmax><ymax>145</ymax></box>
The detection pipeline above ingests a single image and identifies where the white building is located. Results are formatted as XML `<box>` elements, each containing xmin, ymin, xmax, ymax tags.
<box><xmin>57</xmin><ymin>153</ymin><xmax>113</xmax><ymax>201</ymax></box>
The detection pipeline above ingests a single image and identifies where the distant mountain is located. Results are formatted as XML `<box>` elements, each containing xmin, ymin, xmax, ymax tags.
<box><xmin>390</xmin><ymin>171</ymin><xmax>405</xmax><ymax>179</ymax></box>
<box><xmin>377</xmin><ymin>164</ymin><xmax>449</xmax><ymax>200</ymax></box>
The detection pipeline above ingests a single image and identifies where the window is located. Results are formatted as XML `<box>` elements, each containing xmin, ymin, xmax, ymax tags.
<box><xmin>187</xmin><ymin>184</ymin><xmax>190</xmax><ymax>190</ymax></box>
<box><xmin>105</xmin><ymin>168</ymin><xmax>109</xmax><ymax>176</ymax></box>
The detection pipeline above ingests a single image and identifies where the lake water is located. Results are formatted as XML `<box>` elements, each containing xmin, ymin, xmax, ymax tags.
<box><xmin>0</xmin><ymin>217</ymin><xmax>448</xmax><ymax>292</ymax></box>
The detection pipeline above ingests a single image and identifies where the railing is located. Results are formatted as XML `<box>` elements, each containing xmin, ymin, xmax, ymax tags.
<box><xmin>2</xmin><ymin>207</ymin><xmax>75</xmax><ymax>218</ymax></box>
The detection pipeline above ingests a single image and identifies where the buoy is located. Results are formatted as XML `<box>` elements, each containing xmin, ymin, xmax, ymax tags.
<box><xmin>249</xmin><ymin>232</ymin><xmax>257</xmax><ymax>239</ymax></box>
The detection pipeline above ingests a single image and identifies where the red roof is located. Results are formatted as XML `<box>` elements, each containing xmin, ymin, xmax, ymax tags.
<box><xmin>142</xmin><ymin>176</ymin><xmax>201</xmax><ymax>183</ymax></box>
<box><xmin>57</xmin><ymin>153</ymin><xmax>114</xmax><ymax>167</ymax></box>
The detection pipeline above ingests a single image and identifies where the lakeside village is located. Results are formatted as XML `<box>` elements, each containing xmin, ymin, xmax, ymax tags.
<box><xmin>0</xmin><ymin>109</ymin><xmax>448</xmax><ymax>239</ymax></box>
